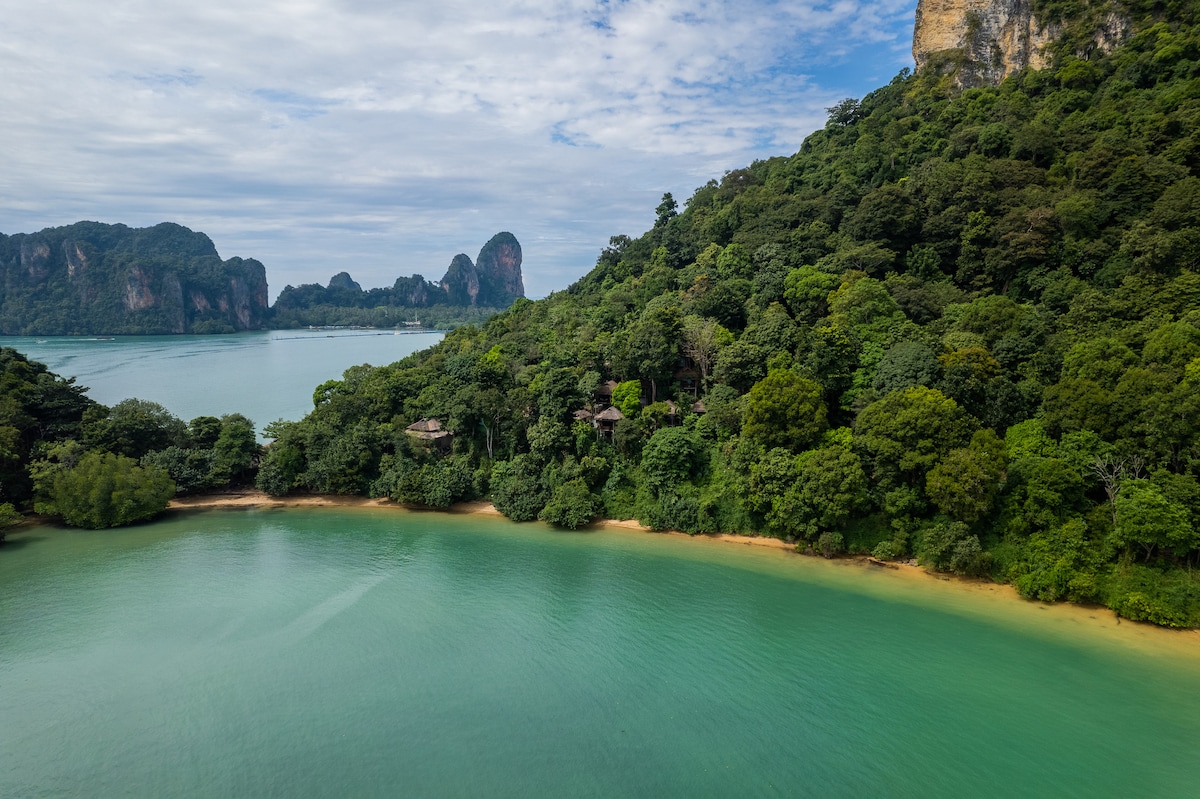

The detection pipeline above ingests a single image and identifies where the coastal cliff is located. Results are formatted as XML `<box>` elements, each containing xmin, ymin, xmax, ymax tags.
<box><xmin>0</xmin><ymin>222</ymin><xmax>269</xmax><ymax>335</ymax></box>
<box><xmin>913</xmin><ymin>0</ymin><xmax>1131</xmax><ymax>86</ymax></box>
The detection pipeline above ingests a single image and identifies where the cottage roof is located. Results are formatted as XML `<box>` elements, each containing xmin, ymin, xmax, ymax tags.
<box><xmin>573</xmin><ymin>408</ymin><xmax>594</xmax><ymax>422</ymax></box>
<box><xmin>594</xmin><ymin>406</ymin><xmax>624</xmax><ymax>422</ymax></box>
<box><xmin>595</xmin><ymin>380</ymin><xmax>619</xmax><ymax>398</ymax></box>
<box><xmin>692</xmin><ymin>399</ymin><xmax>707</xmax><ymax>414</ymax></box>
<box><xmin>406</xmin><ymin>418</ymin><xmax>443</xmax><ymax>433</ymax></box>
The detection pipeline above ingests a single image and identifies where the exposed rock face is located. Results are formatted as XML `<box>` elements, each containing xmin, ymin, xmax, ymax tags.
<box><xmin>913</xmin><ymin>0</ymin><xmax>1130</xmax><ymax>87</ymax></box>
<box><xmin>439</xmin><ymin>232</ymin><xmax>524</xmax><ymax>308</ymax></box>
<box><xmin>0</xmin><ymin>221</ymin><xmax>270</xmax><ymax>335</ymax></box>
<box><xmin>474</xmin><ymin>232</ymin><xmax>524</xmax><ymax>307</ymax></box>
<box><xmin>440</xmin><ymin>254</ymin><xmax>479</xmax><ymax>306</ymax></box>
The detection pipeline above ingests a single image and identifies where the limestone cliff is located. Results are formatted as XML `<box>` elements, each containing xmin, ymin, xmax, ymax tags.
<box><xmin>0</xmin><ymin>222</ymin><xmax>270</xmax><ymax>335</ymax></box>
<box><xmin>473</xmin><ymin>232</ymin><xmax>525</xmax><ymax>308</ymax></box>
<box><xmin>913</xmin><ymin>0</ymin><xmax>1130</xmax><ymax>87</ymax></box>
<box><xmin>439</xmin><ymin>233</ymin><xmax>525</xmax><ymax>308</ymax></box>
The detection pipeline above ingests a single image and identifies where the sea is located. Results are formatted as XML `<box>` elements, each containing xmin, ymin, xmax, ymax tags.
<box><xmin>4</xmin><ymin>330</ymin><xmax>446</xmax><ymax>435</ymax></box>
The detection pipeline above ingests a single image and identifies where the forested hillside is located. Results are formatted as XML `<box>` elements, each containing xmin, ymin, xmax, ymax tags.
<box><xmin>249</xmin><ymin>4</ymin><xmax>1196</xmax><ymax>626</ymax></box>
<box><xmin>0</xmin><ymin>222</ymin><xmax>270</xmax><ymax>335</ymax></box>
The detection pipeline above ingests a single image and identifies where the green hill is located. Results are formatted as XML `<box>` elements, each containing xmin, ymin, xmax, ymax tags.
<box><xmin>0</xmin><ymin>222</ymin><xmax>270</xmax><ymax>335</ymax></box>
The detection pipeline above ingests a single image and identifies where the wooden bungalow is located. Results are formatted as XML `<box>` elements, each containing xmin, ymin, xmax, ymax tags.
<box><xmin>405</xmin><ymin>418</ymin><xmax>453</xmax><ymax>452</ymax></box>
<box><xmin>673</xmin><ymin>356</ymin><xmax>699</xmax><ymax>396</ymax></box>
<box><xmin>594</xmin><ymin>406</ymin><xmax>624</xmax><ymax>436</ymax></box>
<box><xmin>594</xmin><ymin>380</ymin><xmax>619</xmax><ymax>407</ymax></box>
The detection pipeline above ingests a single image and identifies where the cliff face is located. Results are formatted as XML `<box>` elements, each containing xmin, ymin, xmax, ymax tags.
<box><xmin>913</xmin><ymin>0</ymin><xmax>1130</xmax><ymax>87</ymax></box>
<box><xmin>473</xmin><ymin>232</ymin><xmax>524</xmax><ymax>307</ymax></box>
<box><xmin>0</xmin><ymin>222</ymin><xmax>270</xmax><ymax>335</ymax></box>
<box><xmin>439</xmin><ymin>232</ymin><xmax>525</xmax><ymax>308</ymax></box>
<box><xmin>440</xmin><ymin>254</ymin><xmax>480</xmax><ymax>306</ymax></box>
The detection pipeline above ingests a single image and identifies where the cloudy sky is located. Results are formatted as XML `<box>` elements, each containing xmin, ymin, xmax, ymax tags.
<box><xmin>2</xmin><ymin>0</ymin><xmax>916</xmax><ymax>301</ymax></box>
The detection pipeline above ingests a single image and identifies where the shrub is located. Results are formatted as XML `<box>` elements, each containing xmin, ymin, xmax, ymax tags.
<box><xmin>44</xmin><ymin>451</ymin><xmax>174</xmax><ymax>528</ymax></box>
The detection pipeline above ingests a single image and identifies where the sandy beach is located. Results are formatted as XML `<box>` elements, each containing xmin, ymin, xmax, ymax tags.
<box><xmin>166</xmin><ymin>489</ymin><xmax>1200</xmax><ymax>647</ymax></box>
<box><xmin>165</xmin><ymin>490</ymin><xmax>1022</xmax><ymax>600</ymax></box>
<box><xmin>170</xmin><ymin>490</ymin><xmax>794</xmax><ymax>552</ymax></box>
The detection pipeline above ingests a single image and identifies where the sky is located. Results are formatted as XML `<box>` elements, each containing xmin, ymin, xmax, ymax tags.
<box><xmin>1</xmin><ymin>1</ymin><xmax>917</xmax><ymax>302</ymax></box>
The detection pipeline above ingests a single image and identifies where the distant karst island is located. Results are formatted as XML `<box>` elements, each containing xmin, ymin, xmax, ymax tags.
<box><xmin>0</xmin><ymin>223</ymin><xmax>524</xmax><ymax>335</ymax></box>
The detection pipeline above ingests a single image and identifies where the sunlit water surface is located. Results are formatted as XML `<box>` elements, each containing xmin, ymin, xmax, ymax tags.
<box><xmin>2</xmin><ymin>509</ymin><xmax>1198</xmax><ymax>797</ymax></box>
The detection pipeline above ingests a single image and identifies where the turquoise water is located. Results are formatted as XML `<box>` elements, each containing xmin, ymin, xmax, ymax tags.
<box><xmin>3</xmin><ymin>509</ymin><xmax>1198</xmax><ymax>797</ymax></box>
<box><xmin>4</xmin><ymin>331</ymin><xmax>444</xmax><ymax>432</ymax></box>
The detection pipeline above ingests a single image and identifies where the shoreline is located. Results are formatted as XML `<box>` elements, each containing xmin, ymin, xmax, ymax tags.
<box><xmin>168</xmin><ymin>491</ymin><xmax>797</xmax><ymax>553</ymax></box>
<box><xmin>165</xmin><ymin>490</ymin><xmax>1200</xmax><ymax>646</ymax></box>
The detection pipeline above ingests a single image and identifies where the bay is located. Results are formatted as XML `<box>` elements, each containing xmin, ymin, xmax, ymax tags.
<box><xmin>2</xmin><ymin>508</ymin><xmax>1198</xmax><ymax>798</ymax></box>
<box><xmin>3</xmin><ymin>331</ymin><xmax>445</xmax><ymax>434</ymax></box>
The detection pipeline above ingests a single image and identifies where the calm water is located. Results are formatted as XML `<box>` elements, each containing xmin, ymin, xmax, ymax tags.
<box><xmin>4</xmin><ymin>331</ymin><xmax>445</xmax><ymax>433</ymax></box>
<box><xmin>2</xmin><ymin>509</ymin><xmax>1198</xmax><ymax>797</ymax></box>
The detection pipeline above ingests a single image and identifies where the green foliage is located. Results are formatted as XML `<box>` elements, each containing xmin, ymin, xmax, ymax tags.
<box><xmin>925</xmin><ymin>430</ymin><xmax>1007</xmax><ymax>523</ymax></box>
<box><xmin>1005</xmin><ymin>518</ymin><xmax>1102</xmax><ymax>603</ymax></box>
<box><xmin>1112</xmin><ymin>479</ymin><xmax>1197</xmax><ymax>560</ymax></box>
<box><xmin>770</xmin><ymin>445</ymin><xmax>869</xmax><ymax>540</ymax></box>
<box><xmin>41</xmin><ymin>451</ymin><xmax>174</xmax><ymax>529</ymax></box>
<box><xmin>742</xmin><ymin>369</ymin><xmax>827</xmax><ymax>452</ymax></box>
<box><xmin>854</xmin><ymin>387</ymin><xmax>976</xmax><ymax>486</ymax></box>
<box><xmin>611</xmin><ymin>380</ymin><xmax>643</xmax><ymax>418</ymax></box>
<box><xmin>640</xmin><ymin>427</ymin><xmax>701</xmax><ymax>492</ymax></box>
<box><xmin>392</xmin><ymin>455</ymin><xmax>475</xmax><ymax>508</ymax></box>
<box><xmin>538</xmin><ymin>479</ymin><xmax>603</xmax><ymax>529</ymax></box>
<box><xmin>490</xmin><ymin>455</ymin><xmax>550</xmax><ymax>521</ymax></box>
<box><xmin>1103</xmin><ymin>564</ymin><xmax>1200</xmax><ymax>629</ymax></box>
<box><xmin>83</xmin><ymin>399</ymin><xmax>188</xmax><ymax>460</ymax></box>
<box><xmin>0</xmin><ymin>502</ymin><xmax>20</xmax><ymax>543</ymax></box>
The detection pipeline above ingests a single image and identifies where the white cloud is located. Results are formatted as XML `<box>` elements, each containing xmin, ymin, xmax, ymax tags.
<box><xmin>0</xmin><ymin>0</ymin><xmax>915</xmax><ymax>300</ymax></box>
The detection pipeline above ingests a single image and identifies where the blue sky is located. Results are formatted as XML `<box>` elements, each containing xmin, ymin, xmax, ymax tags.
<box><xmin>1</xmin><ymin>1</ymin><xmax>917</xmax><ymax>301</ymax></box>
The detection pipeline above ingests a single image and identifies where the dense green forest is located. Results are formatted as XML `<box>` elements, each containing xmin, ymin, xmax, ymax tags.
<box><xmin>0</xmin><ymin>347</ymin><xmax>258</xmax><ymax>535</ymax></box>
<box><xmin>247</xmin><ymin>4</ymin><xmax>1200</xmax><ymax>627</ymax></box>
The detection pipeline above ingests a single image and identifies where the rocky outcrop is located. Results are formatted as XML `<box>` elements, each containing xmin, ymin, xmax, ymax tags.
<box><xmin>439</xmin><ymin>232</ymin><xmax>524</xmax><ymax>308</ymax></box>
<box><xmin>474</xmin><ymin>232</ymin><xmax>524</xmax><ymax>307</ymax></box>
<box><xmin>913</xmin><ymin>0</ymin><xmax>1130</xmax><ymax>87</ymax></box>
<box><xmin>440</xmin><ymin>253</ymin><xmax>481</xmax><ymax>306</ymax></box>
<box><xmin>0</xmin><ymin>221</ymin><xmax>270</xmax><ymax>335</ymax></box>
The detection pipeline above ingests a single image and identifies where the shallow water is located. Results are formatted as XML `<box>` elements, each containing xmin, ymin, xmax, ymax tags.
<box><xmin>4</xmin><ymin>331</ymin><xmax>445</xmax><ymax>432</ymax></box>
<box><xmin>2</xmin><ymin>508</ymin><xmax>1198</xmax><ymax>797</ymax></box>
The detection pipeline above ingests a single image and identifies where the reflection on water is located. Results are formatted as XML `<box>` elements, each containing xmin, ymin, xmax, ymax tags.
<box><xmin>5</xmin><ymin>331</ymin><xmax>445</xmax><ymax>433</ymax></box>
